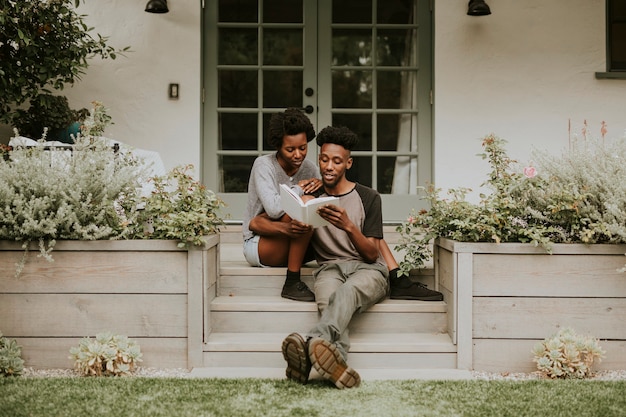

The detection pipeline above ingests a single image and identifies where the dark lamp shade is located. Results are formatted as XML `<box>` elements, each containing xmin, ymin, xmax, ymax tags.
<box><xmin>467</xmin><ymin>0</ymin><xmax>491</xmax><ymax>16</ymax></box>
<box><xmin>146</xmin><ymin>0</ymin><xmax>169</xmax><ymax>13</ymax></box>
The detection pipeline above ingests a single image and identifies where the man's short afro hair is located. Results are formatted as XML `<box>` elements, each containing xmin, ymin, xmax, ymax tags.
<box><xmin>315</xmin><ymin>126</ymin><xmax>359</xmax><ymax>151</ymax></box>
<box><xmin>266</xmin><ymin>108</ymin><xmax>316</xmax><ymax>149</ymax></box>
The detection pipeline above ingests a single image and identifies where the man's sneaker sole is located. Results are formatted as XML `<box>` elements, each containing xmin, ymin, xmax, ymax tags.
<box><xmin>281</xmin><ymin>333</ymin><xmax>311</xmax><ymax>384</ymax></box>
<box><xmin>390</xmin><ymin>282</ymin><xmax>444</xmax><ymax>301</ymax></box>
<box><xmin>308</xmin><ymin>337</ymin><xmax>360</xmax><ymax>389</ymax></box>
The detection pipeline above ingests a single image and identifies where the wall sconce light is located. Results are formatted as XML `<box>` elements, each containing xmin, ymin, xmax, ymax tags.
<box><xmin>467</xmin><ymin>0</ymin><xmax>491</xmax><ymax>16</ymax></box>
<box><xmin>145</xmin><ymin>0</ymin><xmax>169</xmax><ymax>13</ymax></box>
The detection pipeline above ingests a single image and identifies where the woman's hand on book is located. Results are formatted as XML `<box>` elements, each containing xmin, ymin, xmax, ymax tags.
<box><xmin>298</xmin><ymin>178</ymin><xmax>322</xmax><ymax>194</ymax></box>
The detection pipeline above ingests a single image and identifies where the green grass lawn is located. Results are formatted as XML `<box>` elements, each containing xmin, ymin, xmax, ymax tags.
<box><xmin>1</xmin><ymin>378</ymin><xmax>624</xmax><ymax>417</ymax></box>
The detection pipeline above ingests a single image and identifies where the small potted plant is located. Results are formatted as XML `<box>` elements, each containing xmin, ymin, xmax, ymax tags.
<box><xmin>12</xmin><ymin>94</ymin><xmax>87</xmax><ymax>143</ymax></box>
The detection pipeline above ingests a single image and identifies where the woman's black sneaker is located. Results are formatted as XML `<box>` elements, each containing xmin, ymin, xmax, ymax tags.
<box><xmin>281</xmin><ymin>280</ymin><xmax>315</xmax><ymax>302</ymax></box>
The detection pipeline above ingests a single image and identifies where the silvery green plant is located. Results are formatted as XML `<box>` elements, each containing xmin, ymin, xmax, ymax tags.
<box><xmin>69</xmin><ymin>332</ymin><xmax>143</xmax><ymax>377</ymax></box>
<box><xmin>396</xmin><ymin>132</ymin><xmax>626</xmax><ymax>276</ymax></box>
<box><xmin>0</xmin><ymin>331</ymin><xmax>25</xmax><ymax>377</ymax></box>
<box><xmin>0</xmin><ymin>134</ymin><xmax>147</xmax><ymax>275</ymax></box>
<box><xmin>532</xmin><ymin>328</ymin><xmax>605</xmax><ymax>379</ymax></box>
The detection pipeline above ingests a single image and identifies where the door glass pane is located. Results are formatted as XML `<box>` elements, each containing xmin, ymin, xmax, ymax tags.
<box><xmin>332</xmin><ymin>113</ymin><xmax>372</xmax><ymax>151</ymax></box>
<box><xmin>264</xmin><ymin>0</ymin><xmax>302</xmax><ymax>23</ymax></box>
<box><xmin>333</xmin><ymin>0</ymin><xmax>372</xmax><ymax>23</ymax></box>
<box><xmin>219</xmin><ymin>0</ymin><xmax>258</xmax><ymax>22</ymax></box>
<box><xmin>378</xmin><ymin>156</ymin><xmax>398</xmax><ymax>194</ymax></box>
<box><xmin>262</xmin><ymin>113</ymin><xmax>274</xmax><ymax>151</ymax></box>
<box><xmin>263</xmin><ymin>29</ymin><xmax>303</xmax><ymax>65</ymax></box>
<box><xmin>218</xmin><ymin>70</ymin><xmax>258</xmax><ymax>108</ymax></box>
<box><xmin>348</xmin><ymin>156</ymin><xmax>372</xmax><ymax>187</ymax></box>
<box><xmin>219</xmin><ymin>28</ymin><xmax>258</xmax><ymax>65</ymax></box>
<box><xmin>377</xmin><ymin>114</ymin><xmax>404</xmax><ymax>151</ymax></box>
<box><xmin>332</xmin><ymin>70</ymin><xmax>372</xmax><ymax>108</ymax></box>
<box><xmin>220</xmin><ymin>113</ymin><xmax>257</xmax><ymax>150</ymax></box>
<box><xmin>379</xmin><ymin>156</ymin><xmax>417</xmax><ymax>194</ymax></box>
<box><xmin>377</xmin><ymin>29</ymin><xmax>416</xmax><ymax>66</ymax></box>
<box><xmin>377</xmin><ymin>0</ymin><xmax>413</xmax><ymax>24</ymax></box>
<box><xmin>377</xmin><ymin>71</ymin><xmax>416</xmax><ymax>109</ymax></box>
<box><xmin>220</xmin><ymin>155</ymin><xmax>256</xmax><ymax>192</ymax></box>
<box><xmin>263</xmin><ymin>71</ymin><xmax>303</xmax><ymax>107</ymax></box>
<box><xmin>332</xmin><ymin>29</ymin><xmax>372</xmax><ymax>66</ymax></box>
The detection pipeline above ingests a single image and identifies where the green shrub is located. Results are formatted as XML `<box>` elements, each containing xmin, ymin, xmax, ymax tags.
<box><xmin>1</xmin><ymin>121</ymin><xmax>225</xmax><ymax>275</ymax></box>
<box><xmin>0</xmin><ymin>135</ymin><xmax>146</xmax><ymax>275</ymax></box>
<box><xmin>396</xmin><ymin>133</ymin><xmax>626</xmax><ymax>275</ymax></box>
<box><xmin>0</xmin><ymin>0</ymin><xmax>128</xmax><ymax>124</ymax></box>
<box><xmin>0</xmin><ymin>331</ymin><xmax>25</xmax><ymax>377</ymax></box>
<box><xmin>69</xmin><ymin>332</ymin><xmax>143</xmax><ymax>377</ymax></box>
<box><xmin>134</xmin><ymin>164</ymin><xmax>226</xmax><ymax>248</ymax></box>
<box><xmin>532</xmin><ymin>328</ymin><xmax>605</xmax><ymax>379</ymax></box>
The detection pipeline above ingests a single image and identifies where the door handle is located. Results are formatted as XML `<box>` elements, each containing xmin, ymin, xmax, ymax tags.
<box><xmin>301</xmin><ymin>105</ymin><xmax>314</xmax><ymax>114</ymax></box>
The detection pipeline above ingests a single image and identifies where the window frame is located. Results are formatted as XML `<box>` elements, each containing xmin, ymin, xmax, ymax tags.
<box><xmin>597</xmin><ymin>0</ymin><xmax>626</xmax><ymax>78</ymax></box>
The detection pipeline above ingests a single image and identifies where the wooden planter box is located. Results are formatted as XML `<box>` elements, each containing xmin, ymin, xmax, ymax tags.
<box><xmin>435</xmin><ymin>238</ymin><xmax>626</xmax><ymax>373</ymax></box>
<box><xmin>0</xmin><ymin>236</ymin><xmax>219</xmax><ymax>369</ymax></box>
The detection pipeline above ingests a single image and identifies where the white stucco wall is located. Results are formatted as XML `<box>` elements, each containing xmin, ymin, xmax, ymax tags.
<box><xmin>434</xmin><ymin>0</ymin><xmax>626</xmax><ymax>199</ymax></box>
<box><xmin>2</xmin><ymin>0</ymin><xmax>625</xmax><ymax>197</ymax></box>
<box><xmin>62</xmin><ymin>0</ymin><xmax>202</xmax><ymax>173</ymax></box>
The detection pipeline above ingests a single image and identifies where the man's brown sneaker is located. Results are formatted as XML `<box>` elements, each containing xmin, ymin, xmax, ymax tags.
<box><xmin>308</xmin><ymin>337</ymin><xmax>360</xmax><ymax>389</ymax></box>
<box><xmin>281</xmin><ymin>333</ymin><xmax>311</xmax><ymax>384</ymax></box>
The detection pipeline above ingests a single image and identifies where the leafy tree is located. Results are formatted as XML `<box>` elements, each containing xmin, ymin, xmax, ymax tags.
<box><xmin>0</xmin><ymin>0</ymin><xmax>129</xmax><ymax>124</ymax></box>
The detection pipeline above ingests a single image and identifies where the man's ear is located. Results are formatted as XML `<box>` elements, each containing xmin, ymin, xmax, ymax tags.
<box><xmin>346</xmin><ymin>157</ymin><xmax>353</xmax><ymax>170</ymax></box>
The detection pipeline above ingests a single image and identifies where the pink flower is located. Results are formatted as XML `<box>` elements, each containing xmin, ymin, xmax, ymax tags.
<box><xmin>523</xmin><ymin>166</ymin><xmax>537</xmax><ymax>178</ymax></box>
<box><xmin>407</xmin><ymin>216</ymin><xmax>416</xmax><ymax>225</ymax></box>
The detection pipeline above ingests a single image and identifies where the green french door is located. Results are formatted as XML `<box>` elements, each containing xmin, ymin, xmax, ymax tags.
<box><xmin>203</xmin><ymin>0</ymin><xmax>432</xmax><ymax>222</ymax></box>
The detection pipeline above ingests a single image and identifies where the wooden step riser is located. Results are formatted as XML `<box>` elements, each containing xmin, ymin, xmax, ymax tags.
<box><xmin>202</xmin><ymin>352</ymin><xmax>457</xmax><ymax>369</ymax></box>
<box><xmin>217</xmin><ymin>274</ymin><xmax>437</xmax><ymax>297</ymax></box>
<box><xmin>210</xmin><ymin>311</ymin><xmax>448</xmax><ymax>334</ymax></box>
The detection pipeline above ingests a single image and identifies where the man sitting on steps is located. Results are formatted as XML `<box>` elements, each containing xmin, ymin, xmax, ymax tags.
<box><xmin>281</xmin><ymin>125</ymin><xmax>390</xmax><ymax>389</ymax></box>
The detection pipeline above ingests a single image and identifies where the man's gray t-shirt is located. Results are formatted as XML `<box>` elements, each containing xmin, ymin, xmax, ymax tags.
<box><xmin>312</xmin><ymin>183</ymin><xmax>386</xmax><ymax>266</ymax></box>
<box><xmin>242</xmin><ymin>153</ymin><xmax>320</xmax><ymax>241</ymax></box>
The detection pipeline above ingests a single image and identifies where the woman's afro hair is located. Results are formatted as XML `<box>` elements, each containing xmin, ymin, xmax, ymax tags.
<box><xmin>266</xmin><ymin>108</ymin><xmax>316</xmax><ymax>149</ymax></box>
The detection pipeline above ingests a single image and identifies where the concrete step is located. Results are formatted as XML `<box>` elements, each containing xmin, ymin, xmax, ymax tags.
<box><xmin>209</xmin><ymin>296</ymin><xmax>448</xmax><ymax>334</ymax></box>
<box><xmin>202</xmin><ymin>332</ymin><xmax>457</xmax><ymax>370</ymax></box>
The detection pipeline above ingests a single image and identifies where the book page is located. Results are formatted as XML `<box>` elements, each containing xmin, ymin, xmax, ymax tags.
<box><xmin>279</xmin><ymin>184</ymin><xmax>338</xmax><ymax>228</ymax></box>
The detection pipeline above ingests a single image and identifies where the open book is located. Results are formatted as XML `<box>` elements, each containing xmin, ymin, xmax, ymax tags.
<box><xmin>279</xmin><ymin>183</ymin><xmax>339</xmax><ymax>228</ymax></box>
